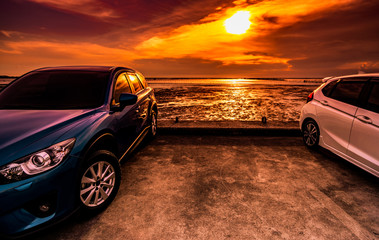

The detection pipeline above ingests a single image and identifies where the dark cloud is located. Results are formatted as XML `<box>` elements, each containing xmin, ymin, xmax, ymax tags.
<box><xmin>359</xmin><ymin>62</ymin><xmax>379</xmax><ymax>73</ymax></box>
<box><xmin>259</xmin><ymin>14</ymin><xmax>279</xmax><ymax>24</ymax></box>
<box><xmin>0</xmin><ymin>0</ymin><xmax>236</xmax><ymax>35</ymax></box>
<box><xmin>264</xmin><ymin>0</ymin><xmax>379</xmax><ymax>76</ymax></box>
<box><xmin>0</xmin><ymin>0</ymin><xmax>113</xmax><ymax>38</ymax></box>
<box><xmin>109</xmin><ymin>0</ymin><xmax>236</xmax><ymax>32</ymax></box>
<box><xmin>0</xmin><ymin>0</ymin><xmax>236</xmax><ymax>46</ymax></box>
<box><xmin>244</xmin><ymin>51</ymin><xmax>270</xmax><ymax>56</ymax></box>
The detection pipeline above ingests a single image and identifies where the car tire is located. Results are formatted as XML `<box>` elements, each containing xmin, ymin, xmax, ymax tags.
<box><xmin>78</xmin><ymin>150</ymin><xmax>121</xmax><ymax>214</ymax></box>
<box><xmin>149</xmin><ymin>110</ymin><xmax>157</xmax><ymax>138</ymax></box>
<box><xmin>302</xmin><ymin>119</ymin><xmax>320</xmax><ymax>148</ymax></box>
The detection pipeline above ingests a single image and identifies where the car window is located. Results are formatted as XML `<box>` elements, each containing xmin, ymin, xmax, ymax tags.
<box><xmin>321</xmin><ymin>80</ymin><xmax>338</xmax><ymax>96</ymax></box>
<box><xmin>365</xmin><ymin>80</ymin><xmax>379</xmax><ymax>113</ymax></box>
<box><xmin>0</xmin><ymin>71</ymin><xmax>109</xmax><ymax>109</ymax></box>
<box><xmin>328</xmin><ymin>78</ymin><xmax>366</xmax><ymax>106</ymax></box>
<box><xmin>113</xmin><ymin>73</ymin><xmax>132</xmax><ymax>105</ymax></box>
<box><xmin>127</xmin><ymin>73</ymin><xmax>144</xmax><ymax>93</ymax></box>
<box><xmin>136</xmin><ymin>72</ymin><xmax>148</xmax><ymax>88</ymax></box>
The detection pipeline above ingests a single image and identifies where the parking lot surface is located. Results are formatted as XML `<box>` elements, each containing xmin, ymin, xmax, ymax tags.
<box><xmin>30</xmin><ymin>135</ymin><xmax>378</xmax><ymax>240</ymax></box>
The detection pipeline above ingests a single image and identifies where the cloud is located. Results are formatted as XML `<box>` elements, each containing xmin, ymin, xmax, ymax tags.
<box><xmin>0</xmin><ymin>0</ymin><xmax>113</xmax><ymax>39</ymax></box>
<box><xmin>265</xmin><ymin>0</ymin><xmax>379</xmax><ymax>76</ymax></box>
<box><xmin>245</xmin><ymin>51</ymin><xmax>270</xmax><ymax>56</ymax></box>
<box><xmin>0</xmin><ymin>39</ymin><xmax>135</xmax><ymax>61</ymax></box>
<box><xmin>27</xmin><ymin>0</ymin><xmax>118</xmax><ymax>19</ymax></box>
<box><xmin>259</xmin><ymin>14</ymin><xmax>279</xmax><ymax>24</ymax></box>
<box><xmin>133</xmin><ymin>57</ymin><xmax>289</xmax><ymax>77</ymax></box>
<box><xmin>0</xmin><ymin>39</ymin><xmax>136</xmax><ymax>75</ymax></box>
<box><xmin>134</xmin><ymin>0</ymin><xmax>357</xmax><ymax>67</ymax></box>
<box><xmin>1</xmin><ymin>0</ymin><xmax>378</xmax><ymax>77</ymax></box>
<box><xmin>1</xmin><ymin>31</ymin><xmax>12</xmax><ymax>38</ymax></box>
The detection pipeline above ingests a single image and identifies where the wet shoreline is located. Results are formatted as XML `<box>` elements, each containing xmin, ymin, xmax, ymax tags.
<box><xmin>153</xmin><ymin>83</ymin><xmax>319</xmax><ymax>122</ymax></box>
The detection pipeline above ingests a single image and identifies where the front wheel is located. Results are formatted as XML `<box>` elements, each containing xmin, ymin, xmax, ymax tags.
<box><xmin>79</xmin><ymin>150</ymin><xmax>121</xmax><ymax>213</ymax></box>
<box><xmin>302</xmin><ymin>119</ymin><xmax>320</xmax><ymax>148</ymax></box>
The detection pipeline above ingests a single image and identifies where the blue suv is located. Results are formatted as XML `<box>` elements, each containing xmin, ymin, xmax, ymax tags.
<box><xmin>0</xmin><ymin>66</ymin><xmax>158</xmax><ymax>237</ymax></box>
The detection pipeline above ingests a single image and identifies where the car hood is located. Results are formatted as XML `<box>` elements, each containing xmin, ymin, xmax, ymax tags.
<box><xmin>0</xmin><ymin>109</ymin><xmax>102</xmax><ymax>165</ymax></box>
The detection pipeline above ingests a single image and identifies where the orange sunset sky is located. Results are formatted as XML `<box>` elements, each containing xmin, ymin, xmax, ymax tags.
<box><xmin>0</xmin><ymin>0</ymin><xmax>378</xmax><ymax>77</ymax></box>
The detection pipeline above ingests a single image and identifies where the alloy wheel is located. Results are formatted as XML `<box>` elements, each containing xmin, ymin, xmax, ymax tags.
<box><xmin>151</xmin><ymin>112</ymin><xmax>157</xmax><ymax>136</ymax></box>
<box><xmin>303</xmin><ymin>121</ymin><xmax>319</xmax><ymax>147</ymax></box>
<box><xmin>80</xmin><ymin>161</ymin><xmax>116</xmax><ymax>207</ymax></box>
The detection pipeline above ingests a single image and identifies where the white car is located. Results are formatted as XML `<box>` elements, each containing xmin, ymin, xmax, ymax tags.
<box><xmin>300</xmin><ymin>73</ymin><xmax>379</xmax><ymax>177</ymax></box>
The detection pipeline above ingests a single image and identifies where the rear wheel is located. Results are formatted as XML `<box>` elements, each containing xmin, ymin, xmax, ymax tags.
<box><xmin>302</xmin><ymin>119</ymin><xmax>319</xmax><ymax>148</ymax></box>
<box><xmin>149</xmin><ymin>110</ymin><xmax>157</xmax><ymax>138</ymax></box>
<box><xmin>79</xmin><ymin>150</ymin><xmax>121</xmax><ymax>213</ymax></box>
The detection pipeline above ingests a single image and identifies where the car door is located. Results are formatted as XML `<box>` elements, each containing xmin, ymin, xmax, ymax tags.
<box><xmin>347</xmin><ymin>78</ymin><xmax>379</xmax><ymax>174</ymax></box>
<box><xmin>111</xmin><ymin>72</ymin><xmax>139</xmax><ymax>153</ymax></box>
<box><xmin>316</xmin><ymin>78</ymin><xmax>366</xmax><ymax>154</ymax></box>
<box><xmin>126</xmin><ymin>73</ymin><xmax>150</xmax><ymax>133</ymax></box>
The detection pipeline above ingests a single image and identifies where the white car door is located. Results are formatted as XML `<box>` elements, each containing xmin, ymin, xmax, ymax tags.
<box><xmin>347</xmin><ymin>79</ymin><xmax>379</xmax><ymax>176</ymax></box>
<box><xmin>316</xmin><ymin>78</ymin><xmax>366</xmax><ymax>154</ymax></box>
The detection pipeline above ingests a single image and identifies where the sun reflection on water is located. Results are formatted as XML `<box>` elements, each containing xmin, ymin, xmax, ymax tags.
<box><xmin>156</xmin><ymin>84</ymin><xmax>316</xmax><ymax>122</ymax></box>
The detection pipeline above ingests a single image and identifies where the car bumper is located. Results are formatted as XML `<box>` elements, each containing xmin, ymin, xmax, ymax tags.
<box><xmin>0</xmin><ymin>155</ymin><xmax>80</xmax><ymax>237</ymax></box>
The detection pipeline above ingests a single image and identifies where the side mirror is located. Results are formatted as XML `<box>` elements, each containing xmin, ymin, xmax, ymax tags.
<box><xmin>112</xmin><ymin>93</ymin><xmax>137</xmax><ymax>111</ymax></box>
<box><xmin>119</xmin><ymin>93</ymin><xmax>138</xmax><ymax>108</ymax></box>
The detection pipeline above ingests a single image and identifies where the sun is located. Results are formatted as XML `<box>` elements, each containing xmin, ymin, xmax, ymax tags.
<box><xmin>224</xmin><ymin>11</ymin><xmax>252</xmax><ymax>35</ymax></box>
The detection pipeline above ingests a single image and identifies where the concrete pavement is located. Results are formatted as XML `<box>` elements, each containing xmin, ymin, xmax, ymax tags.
<box><xmin>29</xmin><ymin>135</ymin><xmax>379</xmax><ymax>240</ymax></box>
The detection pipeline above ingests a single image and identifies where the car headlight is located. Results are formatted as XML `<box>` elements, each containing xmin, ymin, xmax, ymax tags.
<box><xmin>0</xmin><ymin>138</ymin><xmax>75</xmax><ymax>183</ymax></box>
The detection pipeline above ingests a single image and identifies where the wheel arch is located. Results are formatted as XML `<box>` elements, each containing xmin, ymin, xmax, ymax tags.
<box><xmin>80</xmin><ymin>130</ymin><xmax>119</xmax><ymax>161</ymax></box>
<box><xmin>149</xmin><ymin>102</ymin><xmax>158</xmax><ymax>117</ymax></box>
<box><xmin>301</xmin><ymin>117</ymin><xmax>319</xmax><ymax>131</ymax></box>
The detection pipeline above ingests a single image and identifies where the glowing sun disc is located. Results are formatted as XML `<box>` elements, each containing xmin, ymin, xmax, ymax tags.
<box><xmin>224</xmin><ymin>11</ymin><xmax>252</xmax><ymax>35</ymax></box>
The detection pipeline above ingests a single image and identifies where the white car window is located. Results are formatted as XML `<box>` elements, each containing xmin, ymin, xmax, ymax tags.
<box><xmin>366</xmin><ymin>80</ymin><xmax>379</xmax><ymax>114</ymax></box>
<box><xmin>329</xmin><ymin>79</ymin><xmax>366</xmax><ymax>106</ymax></box>
<box><xmin>321</xmin><ymin>80</ymin><xmax>338</xmax><ymax>96</ymax></box>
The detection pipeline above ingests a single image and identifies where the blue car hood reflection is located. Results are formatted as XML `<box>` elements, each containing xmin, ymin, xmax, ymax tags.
<box><xmin>0</xmin><ymin>109</ymin><xmax>100</xmax><ymax>165</ymax></box>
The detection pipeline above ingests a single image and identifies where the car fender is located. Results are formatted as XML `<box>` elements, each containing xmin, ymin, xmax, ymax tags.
<box><xmin>56</xmin><ymin>111</ymin><xmax>117</xmax><ymax>159</ymax></box>
<box><xmin>300</xmin><ymin>103</ymin><xmax>318</xmax><ymax>128</ymax></box>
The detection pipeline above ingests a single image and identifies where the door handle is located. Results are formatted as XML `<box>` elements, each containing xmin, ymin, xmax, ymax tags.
<box><xmin>356</xmin><ymin>115</ymin><xmax>372</xmax><ymax>124</ymax></box>
<box><xmin>320</xmin><ymin>100</ymin><xmax>328</xmax><ymax>106</ymax></box>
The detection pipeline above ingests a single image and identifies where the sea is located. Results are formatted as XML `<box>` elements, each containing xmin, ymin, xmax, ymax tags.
<box><xmin>148</xmin><ymin>78</ymin><xmax>321</xmax><ymax>122</ymax></box>
<box><xmin>0</xmin><ymin>77</ymin><xmax>322</xmax><ymax>122</ymax></box>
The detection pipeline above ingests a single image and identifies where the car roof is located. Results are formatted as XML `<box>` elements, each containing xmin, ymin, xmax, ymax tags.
<box><xmin>33</xmin><ymin>66</ymin><xmax>135</xmax><ymax>73</ymax></box>
<box><xmin>338</xmin><ymin>73</ymin><xmax>379</xmax><ymax>78</ymax></box>
<box><xmin>324</xmin><ymin>73</ymin><xmax>379</xmax><ymax>83</ymax></box>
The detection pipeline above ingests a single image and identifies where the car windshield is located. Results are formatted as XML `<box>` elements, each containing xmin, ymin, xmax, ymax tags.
<box><xmin>0</xmin><ymin>71</ymin><xmax>110</xmax><ymax>109</ymax></box>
